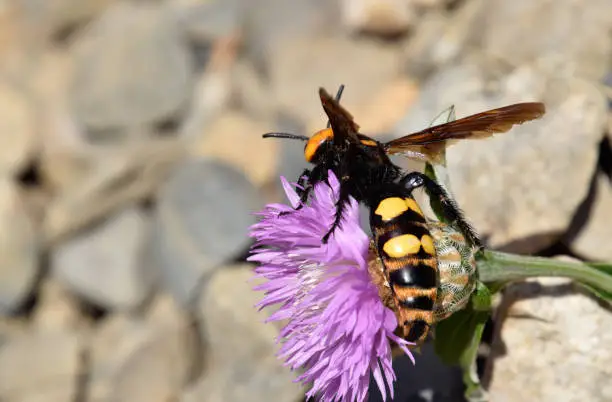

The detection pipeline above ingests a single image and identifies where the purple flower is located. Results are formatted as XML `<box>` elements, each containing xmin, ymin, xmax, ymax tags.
<box><xmin>248</xmin><ymin>172</ymin><xmax>415</xmax><ymax>402</ymax></box>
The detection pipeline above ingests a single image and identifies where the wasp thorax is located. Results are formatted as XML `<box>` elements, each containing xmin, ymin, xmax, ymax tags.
<box><xmin>304</xmin><ymin>128</ymin><xmax>334</xmax><ymax>162</ymax></box>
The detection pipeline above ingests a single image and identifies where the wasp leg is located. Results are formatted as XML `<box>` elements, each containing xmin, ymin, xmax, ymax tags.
<box><xmin>321</xmin><ymin>178</ymin><xmax>352</xmax><ymax>244</ymax></box>
<box><xmin>399</xmin><ymin>172</ymin><xmax>483</xmax><ymax>249</ymax></box>
<box><xmin>293</xmin><ymin>169</ymin><xmax>313</xmax><ymax>211</ymax></box>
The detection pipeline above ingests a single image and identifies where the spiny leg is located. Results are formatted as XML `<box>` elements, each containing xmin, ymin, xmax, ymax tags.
<box><xmin>321</xmin><ymin>178</ymin><xmax>352</xmax><ymax>244</ymax></box>
<box><xmin>294</xmin><ymin>168</ymin><xmax>314</xmax><ymax>210</ymax></box>
<box><xmin>400</xmin><ymin>172</ymin><xmax>483</xmax><ymax>249</ymax></box>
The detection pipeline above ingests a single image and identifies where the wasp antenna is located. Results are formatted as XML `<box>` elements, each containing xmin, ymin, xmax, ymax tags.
<box><xmin>262</xmin><ymin>132</ymin><xmax>309</xmax><ymax>141</ymax></box>
<box><xmin>327</xmin><ymin>84</ymin><xmax>346</xmax><ymax>128</ymax></box>
<box><xmin>334</xmin><ymin>84</ymin><xmax>345</xmax><ymax>102</ymax></box>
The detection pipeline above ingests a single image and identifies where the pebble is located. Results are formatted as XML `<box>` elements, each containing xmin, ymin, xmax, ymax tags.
<box><xmin>487</xmin><ymin>277</ymin><xmax>612</xmax><ymax>401</ymax></box>
<box><xmin>0</xmin><ymin>80</ymin><xmax>37</xmax><ymax>175</ymax></box>
<box><xmin>87</xmin><ymin>295</ymin><xmax>196</xmax><ymax>402</ymax></box>
<box><xmin>23</xmin><ymin>0</ymin><xmax>116</xmax><ymax>39</ymax></box>
<box><xmin>479</xmin><ymin>0</ymin><xmax>612</xmax><ymax>81</ymax></box>
<box><xmin>175</xmin><ymin>0</ymin><xmax>241</xmax><ymax>43</ymax></box>
<box><xmin>242</xmin><ymin>0</ymin><xmax>340</xmax><ymax>78</ymax></box>
<box><xmin>152</xmin><ymin>160</ymin><xmax>261</xmax><ymax>305</ymax></box>
<box><xmin>69</xmin><ymin>1</ymin><xmax>194</xmax><ymax>134</ymax></box>
<box><xmin>269</xmin><ymin>36</ymin><xmax>402</xmax><ymax>130</ymax></box>
<box><xmin>394</xmin><ymin>59</ymin><xmax>608</xmax><ymax>252</ymax></box>
<box><xmin>0</xmin><ymin>177</ymin><xmax>39</xmax><ymax>315</ymax></box>
<box><xmin>182</xmin><ymin>264</ymin><xmax>303</xmax><ymax>402</ymax></box>
<box><xmin>0</xmin><ymin>328</ymin><xmax>81</xmax><ymax>402</ymax></box>
<box><xmin>402</xmin><ymin>0</ymin><xmax>485</xmax><ymax>79</ymax></box>
<box><xmin>340</xmin><ymin>0</ymin><xmax>417</xmax><ymax>37</ymax></box>
<box><xmin>32</xmin><ymin>279</ymin><xmax>81</xmax><ymax>331</ymax></box>
<box><xmin>43</xmin><ymin>139</ymin><xmax>185</xmax><ymax>244</ymax></box>
<box><xmin>194</xmin><ymin>110</ymin><xmax>280</xmax><ymax>186</ymax></box>
<box><xmin>52</xmin><ymin>207</ymin><xmax>153</xmax><ymax>311</ymax></box>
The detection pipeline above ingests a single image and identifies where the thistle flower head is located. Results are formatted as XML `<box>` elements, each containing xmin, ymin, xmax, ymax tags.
<box><xmin>248</xmin><ymin>172</ymin><xmax>415</xmax><ymax>402</ymax></box>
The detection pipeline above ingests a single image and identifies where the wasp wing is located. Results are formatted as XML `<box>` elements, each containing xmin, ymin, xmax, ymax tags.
<box><xmin>383</xmin><ymin>102</ymin><xmax>545</xmax><ymax>161</ymax></box>
<box><xmin>319</xmin><ymin>87</ymin><xmax>361</xmax><ymax>144</ymax></box>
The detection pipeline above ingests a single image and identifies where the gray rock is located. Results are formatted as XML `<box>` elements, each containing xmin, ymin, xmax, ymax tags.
<box><xmin>152</xmin><ymin>160</ymin><xmax>260</xmax><ymax>305</ymax></box>
<box><xmin>194</xmin><ymin>111</ymin><xmax>280</xmax><ymax>186</ymax></box>
<box><xmin>340</xmin><ymin>0</ymin><xmax>418</xmax><ymax>37</ymax></box>
<box><xmin>394</xmin><ymin>59</ymin><xmax>607</xmax><ymax>252</ymax></box>
<box><xmin>269</xmin><ymin>36</ymin><xmax>402</xmax><ymax>128</ymax></box>
<box><xmin>52</xmin><ymin>207</ymin><xmax>153</xmax><ymax>311</ymax></box>
<box><xmin>486</xmin><ymin>277</ymin><xmax>612</xmax><ymax>402</ymax></box>
<box><xmin>0</xmin><ymin>80</ymin><xmax>36</xmax><ymax>175</ymax></box>
<box><xmin>182</xmin><ymin>264</ymin><xmax>303</xmax><ymax>402</ymax></box>
<box><xmin>174</xmin><ymin>0</ymin><xmax>241</xmax><ymax>43</ymax></box>
<box><xmin>569</xmin><ymin>173</ymin><xmax>612</xmax><ymax>261</ymax></box>
<box><xmin>19</xmin><ymin>0</ymin><xmax>116</xmax><ymax>37</ymax></box>
<box><xmin>32</xmin><ymin>279</ymin><xmax>82</xmax><ymax>331</ymax></box>
<box><xmin>242</xmin><ymin>0</ymin><xmax>341</xmax><ymax>78</ymax></box>
<box><xmin>0</xmin><ymin>177</ymin><xmax>39</xmax><ymax>314</ymax></box>
<box><xmin>402</xmin><ymin>0</ymin><xmax>486</xmax><ymax>79</ymax></box>
<box><xmin>478</xmin><ymin>0</ymin><xmax>612</xmax><ymax>81</ymax></box>
<box><xmin>88</xmin><ymin>295</ymin><xmax>196</xmax><ymax>402</ymax></box>
<box><xmin>0</xmin><ymin>329</ymin><xmax>81</xmax><ymax>402</ymax></box>
<box><xmin>70</xmin><ymin>1</ymin><xmax>193</xmax><ymax>134</ymax></box>
<box><xmin>87</xmin><ymin>295</ymin><xmax>195</xmax><ymax>402</ymax></box>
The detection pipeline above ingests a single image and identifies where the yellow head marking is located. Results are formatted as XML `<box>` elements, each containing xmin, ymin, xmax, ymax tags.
<box><xmin>360</xmin><ymin>139</ymin><xmax>378</xmax><ymax>147</ymax></box>
<box><xmin>404</xmin><ymin>198</ymin><xmax>424</xmax><ymax>216</ymax></box>
<box><xmin>304</xmin><ymin>128</ymin><xmax>333</xmax><ymax>162</ymax></box>
<box><xmin>420</xmin><ymin>234</ymin><xmax>435</xmax><ymax>255</ymax></box>
<box><xmin>375</xmin><ymin>197</ymin><xmax>408</xmax><ymax>221</ymax></box>
<box><xmin>383</xmin><ymin>234</ymin><xmax>421</xmax><ymax>258</ymax></box>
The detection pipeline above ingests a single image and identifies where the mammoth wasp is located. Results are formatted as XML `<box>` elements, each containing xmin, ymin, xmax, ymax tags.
<box><xmin>263</xmin><ymin>86</ymin><xmax>545</xmax><ymax>345</ymax></box>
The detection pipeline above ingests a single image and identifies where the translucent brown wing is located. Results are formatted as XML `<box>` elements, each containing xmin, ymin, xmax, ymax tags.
<box><xmin>383</xmin><ymin>102</ymin><xmax>545</xmax><ymax>160</ymax></box>
<box><xmin>319</xmin><ymin>87</ymin><xmax>360</xmax><ymax>143</ymax></box>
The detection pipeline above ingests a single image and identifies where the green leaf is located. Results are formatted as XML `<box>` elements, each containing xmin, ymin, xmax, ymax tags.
<box><xmin>434</xmin><ymin>282</ymin><xmax>492</xmax><ymax>399</ymax></box>
<box><xmin>477</xmin><ymin>250</ymin><xmax>612</xmax><ymax>303</ymax></box>
<box><xmin>576</xmin><ymin>263</ymin><xmax>612</xmax><ymax>300</ymax></box>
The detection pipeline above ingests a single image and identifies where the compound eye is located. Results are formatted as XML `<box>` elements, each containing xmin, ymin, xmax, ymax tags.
<box><xmin>304</xmin><ymin>128</ymin><xmax>333</xmax><ymax>162</ymax></box>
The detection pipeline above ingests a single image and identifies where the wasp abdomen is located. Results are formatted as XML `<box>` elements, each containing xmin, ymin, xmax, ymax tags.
<box><xmin>370</xmin><ymin>194</ymin><xmax>439</xmax><ymax>345</ymax></box>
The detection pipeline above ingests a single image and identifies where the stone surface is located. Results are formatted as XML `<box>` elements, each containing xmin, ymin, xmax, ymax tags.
<box><xmin>569</xmin><ymin>173</ymin><xmax>612</xmax><ymax>261</ymax></box>
<box><xmin>175</xmin><ymin>0</ymin><xmax>241</xmax><ymax>42</ymax></box>
<box><xmin>478</xmin><ymin>0</ymin><xmax>612</xmax><ymax>81</ymax></box>
<box><xmin>402</xmin><ymin>0</ymin><xmax>485</xmax><ymax>79</ymax></box>
<box><xmin>340</xmin><ymin>0</ymin><xmax>417</xmax><ymax>36</ymax></box>
<box><xmin>70</xmin><ymin>1</ymin><xmax>193</xmax><ymax>133</ymax></box>
<box><xmin>32</xmin><ymin>279</ymin><xmax>81</xmax><ymax>331</ymax></box>
<box><xmin>20</xmin><ymin>0</ymin><xmax>117</xmax><ymax>37</ymax></box>
<box><xmin>270</xmin><ymin>36</ymin><xmax>402</xmax><ymax>131</ymax></box>
<box><xmin>0</xmin><ymin>178</ymin><xmax>39</xmax><ymax>314</ymax></box>
<box><xmin>0</xmin><ymin>2</ymin><xmax>45</xmax><ymax>81</ymax></box>
<box><xmin>242</xmin><ymin>0</ymin><xmax>340</xmax><ymax>78</ymax></box>
<box><xmin>52</xmin><ymin>207</ymin><xmax>152</xmax><ymax>310</ymax></box>
<box><xmin>394</xmin><ymin>59</ymin><xmax>608</xmax><ymax>252</ymax></box>
<box><xmin>152</xmin><ymin>160</ymin><xmax>261</xmax><ymax>305</ymax></box>
<box><xmin>182</xmin><ymin>264</ymin><xmax>303</xmax><ymax>402</ymax></box>
<box><xmin>0</xmin><ymin>329</ymin><xmax>81</xmax><ymax>402</ymax></box>
<box><xmin>194</xmin><ymin>111</ymin><xmax>280</xmax><ymax>186</ymax></box>
<box><xmin>178</xmin><ymin>36</ymin><xmax>237</xmax><ymax>140</ymax></box>
<box><xmin>487</xmin><ymin>277</ymin><xmax>612</xmax><ymax>402</ymax></box>
<box><xmin>43</xmin><ymin>139</ymin><xmax>184</xmax><ymax>244</ymax></box>
<box><xmin>88</xmin><ymin>295</ymin><xmax>195</xmax><ymax>402</ymax></box>
<box><xmin>0</xmin><ymin>80</ymin><xmax>37</xmax><ymax>175</ymax></box>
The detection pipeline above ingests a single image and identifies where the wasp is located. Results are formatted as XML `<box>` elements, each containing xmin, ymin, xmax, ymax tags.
<box><xmin>263</xmin><ymin>86</ymin><xmax>545</xmax><ymax>345</ymax></box>
<box><xmin>368</xmin><ymin>220</ymin><xmax>480</xmax><ymax>348</ymax></box>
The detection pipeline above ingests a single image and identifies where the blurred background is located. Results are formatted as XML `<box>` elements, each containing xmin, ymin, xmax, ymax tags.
<box><xmin>0</xmin><ymin>0</ymin><xmax>610</xmax><ymax>401</ymax></box>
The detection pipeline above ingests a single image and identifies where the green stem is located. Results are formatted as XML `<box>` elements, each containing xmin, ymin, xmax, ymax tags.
<box><xmin>477</xmin><ymin>250</ymin><xmax>612</xmax><ymax>296</ymax></box>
